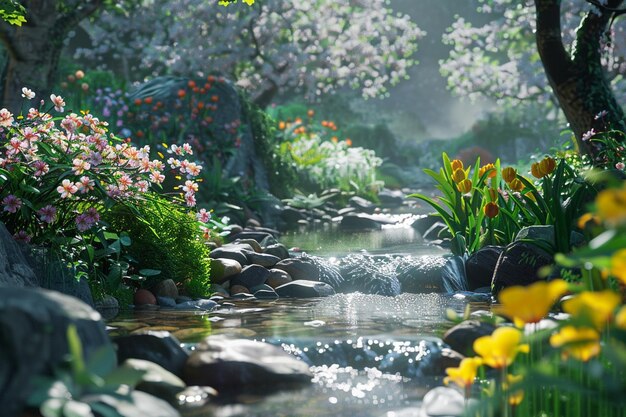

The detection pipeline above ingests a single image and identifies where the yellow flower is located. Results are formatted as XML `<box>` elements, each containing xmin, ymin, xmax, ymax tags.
<box><xmin>576</xmin><ymin>212</ymin><xmax>600</xmax><ymax>229</ymax></box>
<box><xmin>562</xmin><ymin>290</ymin><xmax>620</xmax><ymax>329</ymax></box>
<box><xmin>457</xmin><ymin>178</ymin><xmax>473</xmax><ymax>193</ymax></box>
<box><xmin>508</xmin><ymin>178</ymin><xmax>525</xmax><ymax>192</ymax></box>
<box><xmin>595</xmin><ymin>185</ymin><xmax>626</xmax><ymax>226</ymax></box>
<box><xmin>611</xmin><ymin>249</ymin><xmax>626</xmax><ymax>285</ymax></box>
<box><xmin>505</xmin><ymin>374</ymin><xmax>524</xmax><ymax>406</ymax></box>
<box><xmin>444</xmin><ymin>357</ymin><xmax>483</xmax><ymax>390</ymax></box>
<box><xmin>615</xmin><ymin>305</ymin><xmax>626</xmax><ymax>329</ymax></box>
<box><xmin>502</xmin><ymin>167</ymin><xmax>517</xmax><ymax>183</ymax></box>
<box><xmin>550</xmin><ymin>326</ymin><xmax>600</xmax><ymax>362</ymax></box>
<box><xmin>473</xmin><ymin>327</ymin><xmax>529</xmax><ymax>369</ymax></box>
<box><xmin>484</xmin><ymin>201</ymin><xmax>499</xmax><ymax>218</ymax></box>
<box><xmin>452</xmin><ymin>168</ymin><xmax>466</xmax><ymax>183</ymax></box>
<box><xmin>451</xmin><ymin>159</ymin><xmax>464</xmax><ymax>171</ymax></box>
<box><xmin>479</xmin><ymin>163</ymin><xmax>497</xmax><ymax>179</ymax></box>
<box><xmin>494</xmin><ymin>280</ymin><xmax>568</xmax><ymax>328</ymax></box>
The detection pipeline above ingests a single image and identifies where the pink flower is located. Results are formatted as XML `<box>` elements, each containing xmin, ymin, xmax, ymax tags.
<box><xmin>117</xmin><ymin>174</ymin><xmax>133</xmax><ymax>190</ymax></box>
<box><xmin>21</xmin><ymin>87</ymin><xmax>35</xmax><ymax>100</ymax></box>
<box><xmin>57</xmin><ymin>179</ymin><xmax>78</xmax><ymax>198</ymax></box>
<box><xmin>33</xmin><ymin>160</ymin><xmax>50</xmax><ymax>176</ymax></box>
<box><xmin>0</xmin><ymin>108</ymin><xmax>14</xmax><ymax>127</ymax></box>
<box><xmin>50</xmin><ymin>94</ymin><xmax>66</xmax><ymax>112</ymax></box>
<box><xmin>616</xmin><ymin>162</ymin><xmax>625</xmax><ymax>170</ymax></box>
<box><xmin>184</xmin><ymin>192</ymin><xmax>197</xmax><ymax>207</ymax></box>
<box><xmin>196</xmin><ymin>208</ymin><xmax>211</xmax><ymax>223</ymax></box>
<box><xmin>72</xmin><ymin>158</ymin><xmax>91</xmax><ymax>175</ymax></box>
<box><xmin>185</xmin><ymin>162</ymin><xmax>202</xmax><ymax>176</ymax></box>
<box><xmin>182</xmin><ymin>180</ymin><xmax>198</xmax><ymax>194</ymax></box>
<box><xmin>136</xmin><ymin>180</ymin><xmax>149</xmax><ymax>192</ymax></box>
<box><xmin>149</xmin><ymin>172</ymin><xmax>165</xmax><ymax>184</ymax></box>
<box><xmin>77</xmin><ymin>176</ymin><xmax>94</xmax><ymax>193</ymax></box>
<box><xmin>13</xmin><ymin>230</ymin><xmax>31</xmax><ymax>243</ymax></box>
<box><xmin>182</xmin><ymin>143</ymin><xmax>193</xmax><ymax>154</ymax></box>
<box><xmin>37</xmin><ymin>205</ymin><xmax>57</xmax><ymax>223</ymax></box>
<box><xmin>582</xmin><ymin>128</ymin><xmax>596</xmax><ymax>142</ymax></box>
<box><xmin>2</xmin><ymin>194</ymin><xmax>21</xmax><ymax>213</ymax></box>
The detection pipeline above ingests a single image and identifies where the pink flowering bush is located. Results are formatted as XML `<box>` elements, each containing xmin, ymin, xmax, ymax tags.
<box><xmin>0</xmin><ymin>88</ymin><xmax>212</xmax><ymax>296</ymax></box>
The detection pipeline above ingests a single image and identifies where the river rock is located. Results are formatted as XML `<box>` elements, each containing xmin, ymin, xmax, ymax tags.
<box><xmin>422</xmin><ymin>221</ymin><xmax>448</xmax><ymax>240</ymax></box>
<box><xmin>0</xmin><ymin>223</ymin><xmax>39</xmax><ymax>288</ymax></box>
<box><xmin>94</xmin><ymin>294</ymin><xmax>120</xmax><ymax>320</ymax></box>
<box><xmin>230</xmin><ymin>264</ymin><xmax>270</xmax><ymax>288</ymax></box>
<box><xmin>263</xmin><ymin>243</ymin><xmax>290</xmax><ymax>259</ymax></box>
<box><xmin>157</xmin><ymin>296</ymin><xmax>177</xmax><ymax>308</ymax></box>
<box><xmin>152</xmin><ymin>279</ymin><xmax>179</xmax><ymax>299</ymax></box>
<box><xmin>230</xmin><ymin>284</ymin><xmax>250</xmax><ymax>295</ymax></box>
<box><xmin>81</xmin><ymin>391</ymin><xmax>180</xmax><ymax>417</ymax></box>
<box><xmin>338</xmin><ymin>254</ymin><xmax>401</xmax><ymax>296</ymax></box>
<box><xmin>121</xmin><ymin>358</ymin><xmax>186</xmax><ymax>403</ymax></box>
<box><xmin>410</xmin><ymin>214</ymin><xmax>441</xmax><ymax>236</ymax></box>
<box><xmin>242</xmin><ymin>250</ymin><xmax>280</xmax><ymax>267</ymax></box>
<box><xmin>339</xmin><ymin>213</ymin><xmax>383</xmax><ymax>231</ymax></box>
<box><xmin>348</xmin><ymin>196</ymin><xmax>377</xmax><ymax>214</ymax></box>
<box><xmin>134</xmin><ymin>288</ymin><xmax>157</xmax><ymax>305</ymax></box>
<box><xmin>465</xmin><ymin>246</ymin><xmax>503</xmax><ymax>291</ymax></box>
<box><xmin>176</xmin><ymin>386</ymin><xmax>218</xmax><ymax>411</ymax></box>
<box><xmin>281</xmin><ymin>207</ymin><xmax>307</xmax><ymax>227</ymax></box>
<box><xmin>274</xmin><ymin>257</ymin><xmax>321</xmax><ymax>281</ymax></box>
<box><xmin>337</xmin><ymin>207</ymin><xmax>357</xmax><ymax>216</ymax></box>
<box><xmin>254</xmin><ymin>288</ymin><xmax>279</xmax><ymax>299</ymax></box>
<box><xmin>422</xmin><ymin>387</ymin><xmax>465</xmax><ymax>417</ymax></box>
<box><xmin>378</xmin><ymin>189</ymin><xmax>405</xmax><ymax>207</ymax></box>
<box><xmin>230</xmin><ymin>230</ymin><xmax>274</xmax><ymax>243</ymax></box>
<box><xmin>396</xmin><ymin>255</ymin><xmax>447</xmax><ymax>293</ymax></box>
<box><xmin>183</xmin><ymin>335</ymin><xmax>312</xmax><ymax>392</ymax></box>
<box><xmin>441</xmin><ymin>256</ymin><xmax>468</xmax><ymax>293</ymax></box>
<box><xmin>210</xmin><ymin>258</ymin><xmax>243</xmax><ymax>284</ymax></box>
<box><xmin>443</xmin><ymin>320</ymin><xmax>497</xmax><ymax>356</ymax></box>
<box><xmin>233</xmin><ymin>238</ymin><xmax>263</xmax><ymax>252</ymax></box>
<box><xmin>0</xmin><ymin>287</ymin><xmax>111</xmax><ymax>417</ymax></box>
<box><xmin>114</xmin><ymin>331</ymin><xmax>189</xmax><ymax>377</ymax></box>
<box><xmin>491</xmin><ymin>241</ymin><xmax>553</xmax><ymax>296</ymax></box>
<box><xmin>275</xmin><ymin>280</ymin><xmax>336</xmax><ymax>298</ymax></box>
<box><xmin>209</xmin><ymin>247</ymin><xmax>248</xmax><ymax>266</ymax></box>
<box><xmin>266</xmin><ymin>269</ymin><xmax>292</xmax><ymax>288</ymax></box>
<box><xmin>515</xmin><ymin>224</ymin><xmax>585</xmax><ymax>248</ymax></box>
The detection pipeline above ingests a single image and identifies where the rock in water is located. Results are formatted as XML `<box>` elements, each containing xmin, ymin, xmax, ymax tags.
<box><xmin>0</xmin><ymin>287</ymin><xmax>111</xmax><ymax>417</ymax></box>
<box><xmin>275</xmin><ymin>254</ymin><xmax>344</xmax><ymax>289</ymax></box>
<box><xmin>183</xmin><ymin>336</ymin><xmax>312</xmax><ymax>392</ymax></box>
<box><xmin>396</xmin><ymin>255</ymin><xmax>447</xmax><ymax>293</ymax></box>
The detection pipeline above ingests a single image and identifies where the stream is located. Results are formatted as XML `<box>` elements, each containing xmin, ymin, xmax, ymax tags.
<box><xmin>107</xmin><ymin>216</ymin><xmax>488</xmax><ymax>417</ymax></box>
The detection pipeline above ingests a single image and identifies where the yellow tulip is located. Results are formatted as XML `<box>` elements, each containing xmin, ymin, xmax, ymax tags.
<box><xmin>508</xmin><ymin>178</ymin><xmax>525</xmax><ymax>192</ymax></box>
<box><xmin>444</xmin><ymin>357</ymin><xmax>483</xmax><ymax>390</ymax></box>
<box><xmin>595</xmin><ymin>185</ymin><xmax>626</xmax><ymax>226</ymax></box>
<box><xmin>452</xmin><ymin>168</ymin><xmax>466</xmax><ymax>183</ymax></box>
<box><xmin>550</xmin><ymin>326</ymin><xmax>600</xmax><ymax>362</ymax></box>
<box><xmin>530</xmin><ymin>156</ymin><xmax>556</xmax><ymax>179</ymax></box>
<box><xmin>473</xmin><ymin>327</ymin><xmax>529</xmax><ymax>369</ymax></box>
<box><xmin>611</xmin><ymin>249</ymin><xmax>626</xmax><ymax>285</ymax></box>
<box><xmin>502</xmin><ymin>167</ymin><xmax>517</xmax><ymax>183</ymax></box>
<box><xmin>505</xmin><ymin>374</ymin><xmax>524</xmax><ymax>406</ymax></box>
<box><xmin>484</xmin><ymin>201</ymin><xmax>499</xmax><ymax>218</ymax></box>
<box><xmin>479</xmin><ymin>163</ymin><xmax>497</xmax><ymax>179</ymax></box>
<box><xmin>451</xmin><ymin>159</ymin><xmax>464</xmax><ymax>171</ymax></box>
<box><xmin>457</xmin><ymin>178</ymin><xmax>473</xmax><ymax>193</ymax></box>
<box><xmin>494</xmin><ymin>280</ymin><xmax>568</xmax><ymax>328</ymax></box>
<box><xmin>562</xmin><ymin>290</ymin><xmax>620</xmax><ymax>329</ymax></box>
<box><xmin>615</xmin><ymin>305</ymin><xmax>626</xmax><ymax>329</ymax></box>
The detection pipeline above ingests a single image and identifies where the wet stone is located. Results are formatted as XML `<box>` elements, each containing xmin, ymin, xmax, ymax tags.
<box><xmin>348</xmin><ymin>196</ymin><xmax>377</xmax><ymax>214</ymax></box>
<box><xmin>151</xmin><ymin>279</ymin><xmax>179</xmax><ymax>299</ymax></box>
<box><xmin>254</xmin><ymin>289</ymin><xmax>279</xmax><ymax>299</ymax></box>
<box><xmin>230</xmin><ymin>231</ymin><xmax>274</xmax><ymax>243</ymax></box>
<box><xmin>209</xmin><ymin>247</ymin><xmax>248</xmax><ymax>266</ymax></box>
<box><xmin>275</xmin><ymin>280</ymin><xmax>335</xmax><ymax>298</ymax></box>
<box><xmin>231</xmin><ymin>292</ymin><xmax>256</xmax><ymax>300</ymax></box>
<box><xmin>114</xmin><ymin>331</ymin><xmax>189</xmax><ymax>377</ymax></box>
<box><xmin>121</xmin><ymin>358</ymin><xmax>186</xmax><ymax>404</ymax></box>
<box><xmin>230</xmin><ymin>264</ymin><xmax>270</xmax><ymax>288</ymax></box>
<box><xmin>233</xmin><ymin>238</ymin><xmax>263</xmax><ymax>252</ymax></box>
<box><xmin>210</xmin><ymin>258</ymin><xmax>243</xmax><ymax>284</ymax></box>
<box><xmin>229</xmin><ymin>284</ymin><xmax>250</xmax><ymax>295</ymax></box>
<box><xmin>443</xmin><ymin>320</ymin><xmax>497</xmax><ymax>357</ymax></box>
<box><xmin>157</xmin><ymin>296</ymin><xmax>177</xmax><ymax>308</ymax></box>
<box><xmin>174</xmin><ymin>299</ymin><xmax>217</xmax><ymax>311</ymax></box>
<box><xmin>263</xmin><ymin>243</ymin><xmax>290</xmax><ymax>259</ymax></box>
<box><xmin>134</xmin><ymin>288</ymin><xmax>157</xmax><ymax>306</ymax></box>
<box><xmin>242</xmin><ymin>250</ymin><xmax>280</xmax><ymax>268</ymax></box>
<box><xmin>339</xmin><ymin>213</ymin><xmax>383</xmax><ymax>231</ymax></box>
<box><xmin>266</xmin><ymin>268</ymin><xmax>292</xmax><ymax>289</ymax></box>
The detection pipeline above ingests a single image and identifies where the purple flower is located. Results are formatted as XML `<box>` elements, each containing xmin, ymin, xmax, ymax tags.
<box><xmin>582</xmin><ymin>129</ymin><xmax>596</xmax><ymax>142</ymax></box>
<box><xmin>2</xmin><ymin>194</ymin><xmax>21</xmax><ymax>213</ymax></box>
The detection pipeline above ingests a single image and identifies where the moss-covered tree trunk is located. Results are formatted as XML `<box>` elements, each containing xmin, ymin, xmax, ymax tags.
<box><xmin>0</xmin><ymin>1</ymin><xmax>103</xmax><ymax>112</ymax></box>
<box><xmin>534</xmin><ymin>0</ymin><xmax>626</xmax><ymax>160</ymax></box>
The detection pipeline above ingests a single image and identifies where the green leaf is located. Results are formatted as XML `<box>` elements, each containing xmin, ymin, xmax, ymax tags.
<box><xmin>138</xmin><ymin>268</ymin><xmax>161</xmax><ymax>277</ymax></box>
<box><xmin>85</xmin><ymin>345</ymin><xmax>117</xmax><ymax>378</ymax></box>
<box><xmin>118</xmin><ymin>232</ymin><xmax>131</xmax><ymax>247</ymax></box>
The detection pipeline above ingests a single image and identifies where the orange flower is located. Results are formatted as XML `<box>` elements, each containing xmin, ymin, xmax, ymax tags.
<box><xmin>531</xmin><ymin>156</ymin><xmax>556</xmax><ymax>178</ymax></box>
<box><xmin>295</xmin><ymin>117</ymin><xmax>303</xmax><ymax>124</ymax></box>
<box><xmin>451</xmin><ymin>159</ymin><xmax>464</xmax><ymax>171</ymax></box>
<box><xmin>143</xmin><ymin>97</ymin><xmax>153</xmax><ymax>105</ymax></box>
<box><xmin>484</xmin><ymin>202</ymin><xmax>499</xmax><ymax>218</ymax></box>
<box><xmin>278</xmin><ymin>121</ymin><xmax>286</xmax><ymax>130</ymax></box>
<box><xmin>211</xmin><ymin>95</ymin><xmax>219</xmax><ymax>103</ymax></box>
<box><xmin>321</xmin><ymin>120</ymin><xmax>329</xmax><ymax>127</ymax></box>
<box><xmin>479</xmin><ymin>163</ymin><xmax>497</xmax><ymax>179</ymax></box>
<box><xmin>488</xmin><ymin>188</ymin><xmax>499</xmax><ymax>202</ymax></box>
<box><xmin>452</xmin><ymin>168</ymin><xmax>466</xmax><ymax>183</ymax></box>
<box><xmin>345</xmin><ymin>138</ymin><xmax>352</xmax><ymax>146</ymax></box>
<box><xmin>134</xmin><ymin>98</ymin><xmax>142</xmax><ymax>106</ymax></box>
<box><xmin>508</xmin><ymin>178</ymin><xmax>525</xmax><ymax>192</ymax></box>
<box><xmin>207</xmin><ymin>75</ymin><xmax>216</xmax><ymax>83</ymax></box>
<box><xmin>188</xmin><ymin>80</ymin><xmax>196</xmax><ymax>88</ymax></box>
<box><xmin>457</xmin><ymin>179</ymin><xmax>473</xmax><ymax>193</ymax></box>
<box><xmin>307</xmin><ymin>109</ymin><xmax>315</xmax><ymax>117</ymax></box>
<box><xmin>331</xmin><ymin>136</ymin><xmax>338</xmax><ymax>143</ymax></box>
<box><xmin>177</xmin><ymin>89</ymin><xmax>186</xmax><ymax>98</ymax></box>
<box><xmin>502</xmin><ymin>167</ymin><xmax>517</xmax><ymax>183</ymax></box>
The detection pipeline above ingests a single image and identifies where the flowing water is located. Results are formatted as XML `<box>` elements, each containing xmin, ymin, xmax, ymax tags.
<box><xmin>107</xmin><ymin>214</ymin><xmax>487</xmax><ymax>417</ymax></box>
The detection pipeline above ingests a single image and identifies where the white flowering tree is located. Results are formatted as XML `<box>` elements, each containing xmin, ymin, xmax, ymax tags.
<box><xmin>75</xmin><ymin>0</ymin><xmax>424</xmax><ymax>106</ymax></box>
<box><xmin>441</xmin><ymin>0</ymin><xmax>626</xmax><ymax>157</ymax></box>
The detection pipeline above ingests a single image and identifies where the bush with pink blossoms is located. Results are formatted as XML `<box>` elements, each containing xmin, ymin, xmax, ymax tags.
<box><xmin>0</xmin><ymin>88</ymin><xmax>211</xmax><ymax>296</ymax></box>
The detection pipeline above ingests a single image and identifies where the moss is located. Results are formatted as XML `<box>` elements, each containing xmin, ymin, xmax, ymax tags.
<box><xmin>105</xmin><ymin>196</ymin><xmax>211</xmax><ymax>297</ymax></box>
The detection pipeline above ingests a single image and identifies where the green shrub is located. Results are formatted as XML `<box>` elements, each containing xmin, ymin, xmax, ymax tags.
<box><xmin>105</xmin><ymin>196</ymin><xmax>211</xmax><ymax>297</ymax></box>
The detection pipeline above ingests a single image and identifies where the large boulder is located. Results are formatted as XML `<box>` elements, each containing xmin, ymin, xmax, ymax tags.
<box><xmin>465</xmin><ymin>246</ymin><xmax>503</xmax><ymax>291</ymax></box>
<box><xmin>491</xmin><ymin>241</ymin><xmax>553</xmax><ymax>296</ymax></box>
<box><xmin>0</xmin><ymin>222</ymin><xmax>39</xmax><ymax>287</ymax></box>
<box><xmin>114</xmin><ymin>331</ymin><xmax>189</xmax><ymax>378</ymax></box>
<box><xmin>230</xmin><ymin>264</ymin><xmax>270</xmax><ymax>288</ymax></box>
<box><xmin>443</xmin><ymin>320</ymin><xmax>497</xmax><ymax>357</ymax></box>
<box><xmin>183</xmin><ymin>336</ymin><xmax>312</xmax><ymax>392</ymax></box>
<box><xmin>396</xmin><ymin>255</ymin><xmax>447</xmax><ymax>293</ymax></box>
<box><xmin>0</xmin><ymin>287</ymin><xmax>111</xmax><ymax>417</ymax></box>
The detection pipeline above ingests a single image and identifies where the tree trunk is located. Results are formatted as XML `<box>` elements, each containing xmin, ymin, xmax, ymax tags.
<box><xmin>534</xmin><ymin>0</ymin><xmax>626</xmax><ymax>159</ymax></box>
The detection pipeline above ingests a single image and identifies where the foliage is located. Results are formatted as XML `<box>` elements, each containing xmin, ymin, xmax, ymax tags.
<box><xmin>105</xmin><ymin>195</ymin><xmax>212</xmax><ymax>297</ymax></box>
<box><xmin>409</xmin><ymin>152</ymin><xmax>595</xmax><ymax>255</ymax></box>
<box><xmin>0</xmin><ymin>0</ymin><xmax>26</xmax><ymax>26</ymax></box>
<box><xmin>0</xmin><ymin>87</ymin><xmax>207</xmax><ymax>301</ymax></box>
<box><xmin>75</xmin><ymin>0</ymin><xmax>423</xmax><ymax>104</ymax></box>
<box><xmin>441</xmin><ymin>0</ymin><xmax>626</xmax><ymax>107</ymax></box>
<box><xmin>273</xmin><ymin>110</ymin><xmax>383</xmax><ymax>199</ymax></box>
<box><xmin>27</xmin><ymin>324</ymin><xmax>148</xmax><ymax>417</ymax></box>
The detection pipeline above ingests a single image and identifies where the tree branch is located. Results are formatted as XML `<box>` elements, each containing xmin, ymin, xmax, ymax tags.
<box><xmin>534</xmin><ymin>0</ymin><xmax>573</xmax><ymax>85</ymax></box>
